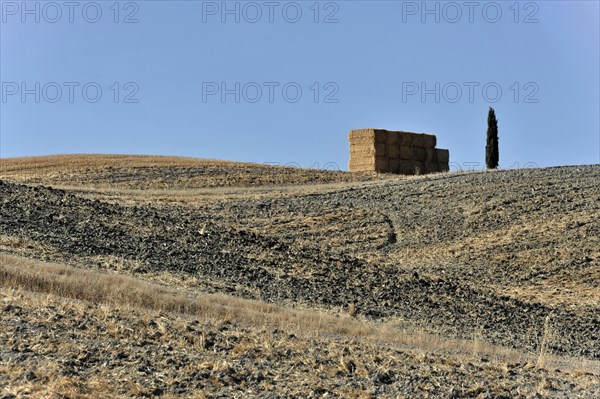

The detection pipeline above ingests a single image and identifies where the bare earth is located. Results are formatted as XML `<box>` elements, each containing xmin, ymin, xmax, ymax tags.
<box><xmin>1</xmin><ymin>155</ymin><xmax>599</xmax><ymax>398</ymax></box>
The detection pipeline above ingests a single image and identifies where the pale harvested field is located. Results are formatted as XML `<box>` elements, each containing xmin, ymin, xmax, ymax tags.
<box><xmin>0</xmin><ymin>154</ymin><xmax>383</xmax><ymax>191</ymax></box>
<box><xmin>2</xmin><ymin>255</ymin><xmax>599</xmax><ymax>398</ymax></box>
<box><xmin>1</xmin><ymin>154</ymin><xmax>599</xmax><ymax>397</ymax></box>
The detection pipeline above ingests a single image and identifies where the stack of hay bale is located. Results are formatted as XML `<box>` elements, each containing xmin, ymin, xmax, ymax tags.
<box><xmin>348</xmin><ymin>129</ymin><xmax>449</xmax><ymax>175</ymax></box>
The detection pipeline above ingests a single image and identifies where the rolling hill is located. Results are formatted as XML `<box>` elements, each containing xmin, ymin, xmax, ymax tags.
<box><xmin>1</xmin><ymin>155</ymin><xmax>599</xmax><ymax>398</ymax></box>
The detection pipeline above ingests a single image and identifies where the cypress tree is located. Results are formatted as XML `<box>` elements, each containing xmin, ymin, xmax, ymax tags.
<box><xmin>486</xmin><ymin>107</ymin><xmax>499</xmax><ymax>169</ymax></box>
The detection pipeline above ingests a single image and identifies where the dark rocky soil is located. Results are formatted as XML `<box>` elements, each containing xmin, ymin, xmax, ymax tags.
<box><xmin>2</xmin><ymin>165</ymin><xmax>599</xmax><ymax>360</ymax></box>
<box><xmin>2</xmin><ymin>289</ymin><xmax>598</xmax><ymax>398</ymax></box>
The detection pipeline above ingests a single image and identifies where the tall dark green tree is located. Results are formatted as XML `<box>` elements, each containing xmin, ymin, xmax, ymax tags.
<box><xmin>486</xmin><ymin>107</ymin><xmax>499</xmax><ymax>169</ymax></box>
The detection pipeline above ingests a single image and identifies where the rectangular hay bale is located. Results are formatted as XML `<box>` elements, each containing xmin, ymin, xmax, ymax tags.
<box><xmin>423</xmin><ymin>161</ymin><xmax>439</xmax><ymax>174</ymax></box>
<box><xmin>348</xmin><ymin>159</ymin><xmax>373</xmax><ymax>166</ymax></box>
<box><xmin>349</xmin><ymin>154</ymin><xmax>375</xmax><ymax>162</ymax></box>
<box><xmin>349</xmin><ymin>138</ymin><xmax>376</xmax><ymax>147</ymax></box>
<box><xmin>348</xmin><ymin>129</ymin><xmax>374</xmax><ymax>140</ymax></box>
<box><xmin>376</xmin><ymin>142</ymin><xmax>388</xmax><ymax>155</ymax></box>
<box><xmin>348</xmin><ymin>164</ymin><xmax>372</xmax><ymax>172</ymax></box>
<box><xmin>350</xmin><ymin>143</ymin><xmax>386</xmax><ymax>157</ymax></box>
<box><xmin>425</xmin><ymin>148</ymin><xmax>437</xmax><ymax>162</ymax></box>
<box><xmin>348</xmin><ymin>129</ymin><xmax>444</xmax><ymax>175</ymax></box>
<box><xmin>373</xmin><ymin>129</ymin><xmax>388</xmax><ymax>143</ymax></box>
<box><xmin>348</xmin><ymin>129</ymin><xmax>388</xmax><ymax>143</ymax></box>
<box><xmin>386</xmin><ymin>131</ymin><xmax>399</xmax><ymax>144</ymax></box>
<box><xmin>351</xmin><ymin>158</ymin><xmax>389</xmax><ymax>172</ymax></box>
<box><xmin>388</xmin><ymin>158</ymin><xmax>401</xmax><ymax>173</ymax></box>
<box><xmin>399</xmin><ymin>146</ymin><xmax>413</xmax><ymax>160</ymax></box>
<box><xmin>437</xmin><ymin>162</ymin><xmax>449</xmax><ymax>172</ymax></box>
<box><xmin>387</xmin><ymin>145</ymin><xmax>400</xmax><ymax>159</ymax></box>
<box><xmin>349</xmin><ymin>158</ymin><xmax>375</xmax><ymax>166</ymax></box>
<box><xmin>374</xmin><ymin>156</ymin><xmax>389</xmax><ymax>172</ymax></box>
<box><xmin>398</xmin><ymin>132</ymin><xmax>413</xmax><ymax>146</ymax></box>
<box><xmin>411</xmin><ymin>133</ymin><xmax>436</xmax><ymax>148</ymax></box>
<box><xmin>399</xmin><ymin>146</ymin><xmax>426</xmax><ymax>161</ymax></box>
<box><xmin>435</xmin><ymin>149</ymin><xmax>449</xmax><ymax>163</ymax></box>
<box><xmin>398</xmin><ymin>160</ymin><xmax>424</xmax><ymax>175</ymax></box>
<box><xmin>350</xmin><ymin>147</ymin><xmax>375</xmax><ymax>156</ymax></box>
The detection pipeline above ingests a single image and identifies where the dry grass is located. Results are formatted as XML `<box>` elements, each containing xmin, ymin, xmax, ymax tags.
<box><xmin>0</xmin><ymin>153</ymin><xmax>245</xmax><ymax>173</ymax></box>
<box><xmin>8</xmin><ymin>177</ymin><xmax>394</xmax><ymax>205</ymax></box>
<box><xmin>2</xmin><ymin>155</ymin><xmax>599</xmax><ymax>398</ymax></box>
<box><xmin>0</xmin><ymin>154</ymin><xmax>434</xmax><ymax>207</ymax></box>
<box><xmin>0</xmin><ymin>154</ymin><xmax>386</xmax><ymax>197</ymax></box>
<box><xmin>5</xmin><ymin>287</ymin><xmax>597</xmax><ymax>399</ymax></box>
<box><xmin>1</xmin><ymin>253</ymin><xmax>598</xmax><ymax>375</ymax></box>
<box><xmin>386</xmin><ymin>211</ymin><xmax>600</xmax><ymax>309</ymax></box>
<box><xmin>0</xmin><ymin>253</ymin><xmax>415</xmax><ymax>343</ymax></box>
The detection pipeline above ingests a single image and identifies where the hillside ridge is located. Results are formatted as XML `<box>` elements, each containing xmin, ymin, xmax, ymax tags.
<box><xmin>1</xmin><ymin>156</ymin><xmax>599</xmax><ymax>397</ymax></box>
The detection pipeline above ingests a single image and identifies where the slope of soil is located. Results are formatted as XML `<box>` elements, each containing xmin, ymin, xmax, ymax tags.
<box><xmin>0</xmin><ymin>154</ymin><xmax>381</xmax><ymax>189</ymax></box>
<box><xmin>2</xmin><ymin>288</ymin><xmax>599</xmax><ymax>399</ymax></box>
<box><xmin>1</xmin><ymin>164</ymin><xmax>599</xmax><ymax>359</ymax></box>
<box><xmin>1</xmin><ymin>155</ymin><xmax>599</xmax><ymax>398</ymax></box>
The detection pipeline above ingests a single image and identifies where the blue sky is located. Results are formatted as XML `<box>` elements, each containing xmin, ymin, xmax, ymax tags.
<box><xmin>1</xmin><ymin>0</ymin><xmax>599</xmax><ymax>171</ymax></box>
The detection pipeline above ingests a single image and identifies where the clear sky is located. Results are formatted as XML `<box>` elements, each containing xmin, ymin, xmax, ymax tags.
<box><xmin>1</xmin><ymin>0</ymin><xmax>599</xmax><ymax>171</ymax></box>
